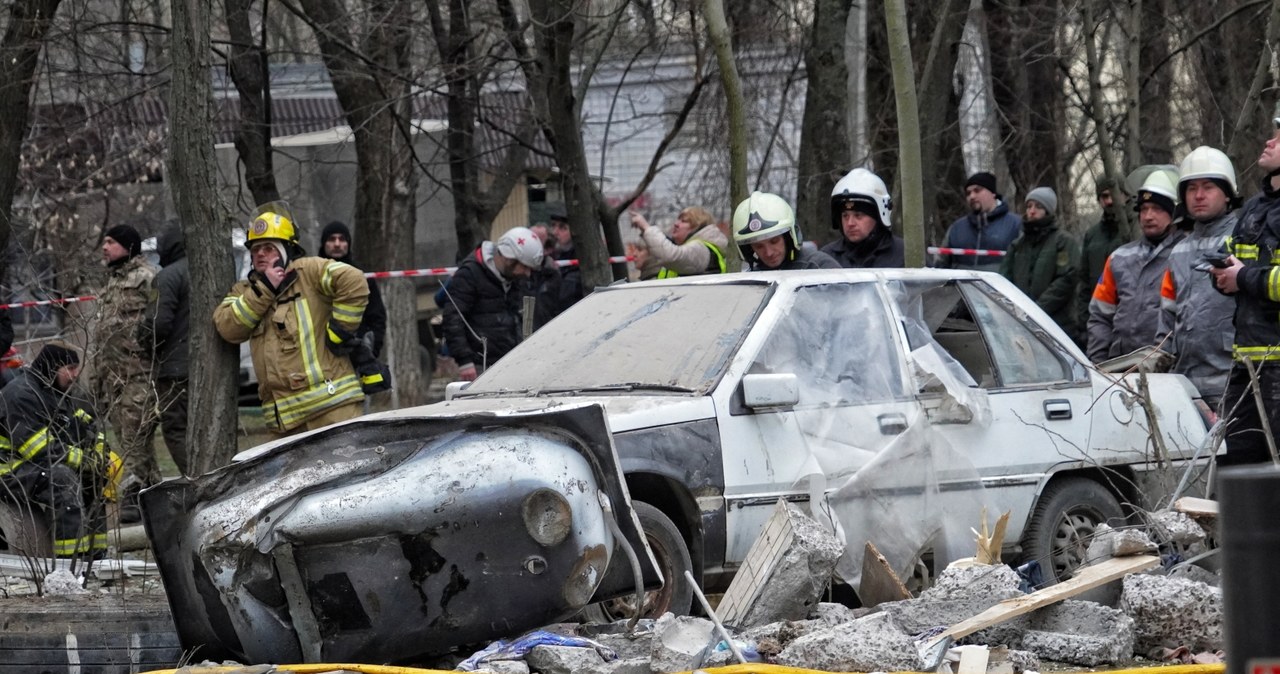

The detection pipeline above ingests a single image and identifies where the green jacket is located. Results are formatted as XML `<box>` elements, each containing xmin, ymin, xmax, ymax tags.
<box><xmin>1001</xmin><ymin>217</ymin><xmax>1081</xmax><ymax>334</ymax></box>
<box><xmin>1077</xmin><ymin>217</ymin><xmax>1127</xmax><ymax>332</ymax></box>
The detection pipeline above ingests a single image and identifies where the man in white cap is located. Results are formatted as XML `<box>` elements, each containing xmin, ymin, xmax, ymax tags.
<box><xmin>440</xmin><ymin>227</ymin><xmax>545</xmax><ymax>381</ymax></box>
<box><xmin>1087</xmin><ymin>168</ymin><xmax>1185</xmax><ymax>362</ymax></box>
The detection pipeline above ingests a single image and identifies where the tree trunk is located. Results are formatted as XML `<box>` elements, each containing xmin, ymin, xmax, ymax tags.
<box><xmin>1139</xmin><ymin>0</ymin><xmax>1172</xmax><ymax>164</ymax></box>
<box><xmin>298</xmin><ymin>0</ymin><xmax>426</xmax><ymax>406</ymax></box>
<box><xmin>703</xmin><ymin>0</ymin><xmax>748</xmax><ymax>208</ymax></box>
<box><xmin>1226</xmin><ymin>0</ymin><xmax>1280</xmax><ymax>182</ymax></box>
<box><xmin>529</xmin><ymin>0</ymin><xmax>616</xmax><ymax>290</ymax></box>
<box><xmin>844</xmin><ymin>0</ymin><xmax>870</xmax><ymax>168</ymax></box>
<box><xmin>915</xmin><ymin>0</ymin><xmax>965</xmax><ymax>243</ymax></box>
<box><xmin>224</xmin><ymin>0</ymin><xmax>280</xmax><ymax>205</ymax></box>
<box><xmin>1082</xmin><ymin>2</ymin><xmax>1131</xmax><ymax>239</ymax></box>
<box><xmin>885</xmin><ymin>0</ymin><xmax>924</xmax><ymax>268</ymax></box>
<box><xmin>170</xmin><ymin>0</ymin><xmax>239</xmax><ymax>474</ymax></box>
<box><xmin>1125</xmin><ymin>0</ymin><xmax>1142</xmax><ymax>167</ymax></box>
<box><xmin>795</xmin><ymin>0</ymin><xmax>850</xmax><ymax>243</ymax></box>
<box><xmin>0</xmin><ymin>0</ymin><xmax>62</xmax><ymax>260</ymax></box>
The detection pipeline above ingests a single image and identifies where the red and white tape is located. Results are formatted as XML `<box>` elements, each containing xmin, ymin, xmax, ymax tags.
<box><xmin>0</xmin><ymin>256</ymin><xmax>639</xmax><ymax>310</ymax></box>
<box><xmin>926</xmin><ymin>246</ymin><xmax>1007</xmax><ymax>257</ymax></box>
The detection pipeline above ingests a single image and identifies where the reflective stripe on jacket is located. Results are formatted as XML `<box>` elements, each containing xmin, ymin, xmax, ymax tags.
<box><xmin>1156</xmin><ymin>211</ymin><xmax>1238</xmax><ymax>401</ymax></box>
<box><xmin>1227</xmin><ymin>181</ymin><xmax>1280</xmax><ymax>361</ymax></box>
<box><xmin>1086</xmin><ymin>231</ymin><xmax>1183</xmax><ymax>363</ymax></box>
<box><xmin>214</xmin><ymin>257</ymin><xmax>369</xmax><ymax>432</ymax></box>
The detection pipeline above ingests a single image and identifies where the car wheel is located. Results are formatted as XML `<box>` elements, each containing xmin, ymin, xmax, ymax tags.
<box><xmin>1020</xmin><ymin>477</ymin><xmax>1124</xmax><ymax>585</ymax></box>
<box><xmin>580</xmin><ymin>501</ymin><xmax>693</xmax><ymax>622</ymax></box>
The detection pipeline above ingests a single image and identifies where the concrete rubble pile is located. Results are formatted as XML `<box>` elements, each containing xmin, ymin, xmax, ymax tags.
<box><xmin>462</xmin><ymin>503</ymin><xmax>1223</xmax><ymax>674</ymax></box>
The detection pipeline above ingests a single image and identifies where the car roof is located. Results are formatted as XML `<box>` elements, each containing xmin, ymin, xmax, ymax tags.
<box><xmin>606</xmin><ymin>267</ymin><xmax>1006</xmax><ymax>290</ymax></box>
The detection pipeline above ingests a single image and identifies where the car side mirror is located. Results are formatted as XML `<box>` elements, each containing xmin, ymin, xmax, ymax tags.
<box><xmin>444</xmin><ymin>381</ymin><xmax>471</xmax><ymax>401</ymax></box>
<box><xmin>742</xmin><ymin>373</ymin><xmax>799</xmax><ymax>409</ymax></box>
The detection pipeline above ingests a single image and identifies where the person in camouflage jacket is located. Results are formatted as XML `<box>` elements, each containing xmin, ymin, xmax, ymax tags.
<box><xmin>91</xmin><ymin>225</ymin><xmax>158</xmax><ymax>523</ymax></box>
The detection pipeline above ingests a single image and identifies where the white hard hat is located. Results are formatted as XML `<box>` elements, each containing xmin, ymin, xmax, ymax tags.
<box><xmin>1177</xmin><ymin>146</ymin><xmax>1237</xmax><ymax>199</ymax></box>
<box><xmin>830</xmin><ymin>168</ymin><xmax>892</xmax><ymax>229</ymax></box>
<box><xmin>495</xmin><ymin>226</ymin><xmax>544</xmax><ymax>268</ymax></box>
<box><xmin>732</xmin><ymin>191</ymin><xmax>799</xmax><ymax>248</ymax></box>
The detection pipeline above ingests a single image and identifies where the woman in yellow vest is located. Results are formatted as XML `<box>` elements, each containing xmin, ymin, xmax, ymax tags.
<box><xmin>629</xmin><ymin>206</ymin><xmax>729</xmax><ymax>278</ymax></box>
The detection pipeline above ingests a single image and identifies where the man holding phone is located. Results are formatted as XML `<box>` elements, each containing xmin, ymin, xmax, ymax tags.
<box><xmin>214</xmin><ymin>203</ymin><xmax>370</xmax><ymax>436</ymax></box>
<box><xmin>1210</xmin><ymin>118</ymin><xmax>1280</xmax><ymax>465</ymax></box>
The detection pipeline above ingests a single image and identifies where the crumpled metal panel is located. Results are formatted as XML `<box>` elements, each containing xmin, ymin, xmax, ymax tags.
<box><xmin>142</xmin><ymin>405</ymin><xmax>649</xmax><ymax>665</ymax></box>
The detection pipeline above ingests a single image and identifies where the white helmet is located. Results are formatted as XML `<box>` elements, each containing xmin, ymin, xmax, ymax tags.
<box><xmin>1178</xmin><ymin>146</ymin><xmax>1237</xmax><ymax>201</ymax></box>
<box><xmin>495</xmin><ymin>226</ymin><xmax>544</xmax><ymax>268</ymax></box>
<box><xmin>830</xmin><ymin>168</ymin><xmax>892</xmax><ymax>229</ymax></box>
<box><xmin>1135</xmin><ymin>167</ymin><xmax>1179</xmax><ymax>216</ymax></box>
<box><xmin>732</xmin><ymin>191</ymin><xmax>799</xmax><ymax>260</ymax></box>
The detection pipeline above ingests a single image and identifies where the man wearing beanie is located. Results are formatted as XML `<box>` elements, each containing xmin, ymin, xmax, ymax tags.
<box><xmin>938</xmin><ymin>171</ymin><xmax>1022</xmax><ymax>271</ymax></box>
<box><xmin>1156</xmin><ymin>146</ymin><xmax>1240</xmax><ymax>408</ymax></box>
<box><xmin>0</xmin><ymin>342</ymin><xmax>112</xmax><ymax>559</ymax></box>
<box><xmin>441</xmin><ymin>227</ymin><xmax>545</xmax><ymax>381</ymax></box>
<box><xmin>320</xmin><ymin>221</ymin><xmax>387</xmax><ymax>357</ymax></box>
<box><xmin>1000</xmin><ymin>187</ymin><xmax>1079</xmax><ymax>335</ymax></box>
<box><xmin>91</xmin><ymin>224</ymin><xmax>159</xmax><ymax>523</ymax></box>
<box><xmin>1087</xmin><ymin>168</ymin><xmax>1185</xmax><ymax>363</ymax></box>
<box><xmin>1077</xmin><ymin>177</ymin><xmax>1129</xmax><ymax>336</ymax></box>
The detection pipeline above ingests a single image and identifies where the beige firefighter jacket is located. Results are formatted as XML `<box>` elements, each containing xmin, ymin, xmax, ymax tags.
<box><xmin>214</xmin><ymin>256</ymin><xmax>369</xmax><ymax>431</ymax></box>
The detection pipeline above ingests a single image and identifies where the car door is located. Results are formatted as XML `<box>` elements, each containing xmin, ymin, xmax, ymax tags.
<box><xmin>890</xmin><ymin>278</ymin><xmax>1095</xmax><ymax>539</ymax></box>
<box><xmin>715</xmin><ymin>280</ymin><xmax>918</xmax><ymax>565</ymax></box>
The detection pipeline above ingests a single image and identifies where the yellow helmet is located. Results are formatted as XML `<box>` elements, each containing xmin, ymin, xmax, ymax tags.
<box><xmin>248</xmin><ymin>212</ymin><xmax>298</xmax><ymax>245</ymax></box>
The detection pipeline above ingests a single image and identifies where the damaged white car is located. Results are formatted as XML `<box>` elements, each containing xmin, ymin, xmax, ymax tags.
<box><xmin>144</xmin><ymin>269</ymin><xmax>1214</xmax><ymax>665</ymax></box>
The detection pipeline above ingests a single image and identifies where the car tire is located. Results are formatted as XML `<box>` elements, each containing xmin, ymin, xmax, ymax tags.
<box><xmin>580</xmin><ymin>501</ymin><xmax>693</xmax><ymax>622</ymax></box>
<box><xmin>1020</xmin><ymin>477</ymin><xmax>1125</xmax><ymax>585</ymax></box>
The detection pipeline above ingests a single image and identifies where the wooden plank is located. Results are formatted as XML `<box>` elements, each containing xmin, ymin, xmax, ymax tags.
<box><xmin>1174</xmin><ymin>496</ymin><xmax>1219</xmax><ymax>519</ymax></box>
<box><xmin>717</xmin><ymin>498</ymin><xmax>796</xmax><ymax>627</ymax></box>
<box><xmin>858</xmin><ymin>541</ymin><xmax>911</xmax><ymax>607</ymax></box>
<box><xmin>932</xmin><ymin>554</ymin><xmax>1159</xmax><ymax>644</ymax></box>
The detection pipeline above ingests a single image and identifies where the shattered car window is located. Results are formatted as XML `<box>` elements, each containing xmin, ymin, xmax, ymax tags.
<box><xmin>960</xmin><ymin>284</ymin><xmax>1077</xmax><ymax>386</ymax></box>
<box><xmin>465</xmin><ymin>284</ymin><xmax>770</xmax><ymax>396</ymax></box>
<box><xmin>748</xmin><ymin>282</ymin><xmax>906</xmax><ymax>404</ymax></box>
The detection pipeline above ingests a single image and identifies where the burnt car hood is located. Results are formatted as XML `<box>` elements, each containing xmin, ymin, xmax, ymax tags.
<box><xmin>142</xmin><ymin>404</ymin><xmax>652</xmax><ymax>665</ymax></box>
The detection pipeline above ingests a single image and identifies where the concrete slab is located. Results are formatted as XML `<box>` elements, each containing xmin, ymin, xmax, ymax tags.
<box><xmin>775</xmin><ymin>612</ymin><xmax>920</xmax><ymax>672</ymax></box>
<box><xmin>647</xmin><ymin>613</ymin><xmax>715</xmax><ymax>673</ymax></box>
<box><xmin>1021</xmin><ymin>599</ymin><xmax>1135</xmax><ymax>666</ymax></box>
<box><xmin>881</xmin><ymin>590</ymin><xmax>1028</xmax><ymax>647</ymax></box>
<box><xmin>717</xmin><ymin>501</ymin><xmax>843</xmax><ymax>629</ymax></box>
<box><xmin>1121</xmin><ymin>573</ymin><xmax>1223</xmax><ymax>652</ymax></box>
<box><xmin>526</xmin><ymin>645</ymin><xmax>606</xmax><ymax>674</ymax></box>
<box><xmin>922</xmin><ymin>563</ymin><xmax>1023</xmax><ymax>601</ymax></box>
<box><xmin>810</xmin><ymin>601</ymin><xmax>859</xmax><ymax>625</ymax></box>
<box><xmin>1149</xmin><ymin>510</ymin><xmax>1208</xmax><ymax>545</ymax></box>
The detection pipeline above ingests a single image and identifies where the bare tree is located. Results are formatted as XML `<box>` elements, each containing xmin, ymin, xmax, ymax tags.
<box><xmin>0</xmin><ymin>0</ymin><xmax>64</xmax><ymax>261</ymax></box>
<box><xmin>794</xmin><ymin>0</ymin><xmax>850</xmax><ymax>243</ymax></box>
<box><xmin>291</xmin><ymin>0</ymin><xmax>426</xmax><ymax>405</ymax></box>
<box><xmin>885</xmin><ymin>0</ymin><xmax>924</xmax><ymax>267</ymax></box>
<box><xmin>223</xmin><ymin>0</ymin><xmax>281</xmax><ymax>205</ymax></box>
<box><xmin>170</xmin><ymin>0</ymin><xmax>239</xmax><ymax>473</ymax></box>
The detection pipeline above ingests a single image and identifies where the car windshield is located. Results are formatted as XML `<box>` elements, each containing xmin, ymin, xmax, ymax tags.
<box><xmin>462</xmin><ymin>282</ymin><xmax>771</xmax><ymax>397</ymax></box>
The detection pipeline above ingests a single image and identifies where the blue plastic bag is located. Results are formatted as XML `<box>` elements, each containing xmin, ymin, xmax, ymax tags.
<box><xmin>457</xmin><ymin>630</ymin><xmax>618</xmax><ymax>671</ymax></box>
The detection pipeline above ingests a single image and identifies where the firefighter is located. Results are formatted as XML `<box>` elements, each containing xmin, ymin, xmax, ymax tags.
<box><xmin>214</xmin><ymin>203</ymin><xmax>371</xmax><ymax>435</ymax></box>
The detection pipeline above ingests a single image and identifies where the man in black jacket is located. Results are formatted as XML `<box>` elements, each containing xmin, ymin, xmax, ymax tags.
<box><xmin>142</xmin><ymin>225</ymin><xmax>191</xmax><ymax>477</ymax></box>
<box><xmin>320</xmin><ymin>221</ymin><xmax>388</xmax><ymax>357</ymax></box>
<box><xmin>442</xmin><ymin>227</ymin><xmax>545</xmax><ymax>380</ymax></box>
<box><xmin>0</xmin><ymin>342</ymin><xmax>110</xmax><ymax>560</ymax></box>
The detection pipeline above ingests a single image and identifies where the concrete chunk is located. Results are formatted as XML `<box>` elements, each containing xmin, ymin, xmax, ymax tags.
<box><xmin>775</xmin><ymin>612</ymin><xmax>920</xmax><ymax>672</ymax></box>
<box><xmin>1021</xmin><ymin>600</ymin><xmax>1134</xmax><ymax>666</ymax></box>
<box><xmin>922</xmin><ymin>563</ymin><xmax>1023</xmax><ymax>601</ymax></box>
<box><xmin>739</xmin><ymin>618</ymin><xmax>826</xmax><ymax>657</ymax></box>
<box><xmin>810</xmin><ymin>601</ymin><xmax>860</xmax><ymax>625</ymax></box>
<box><xmin>1149</xmin><ymin>510</ymin><xmax>1208</xmax><ymax>545</ymax></box>
<box><xmin>481</xmin><ymin>661</ymin><xmax>531</xmax><ymax>674</ymax></box>
<box><xmin>718</xmin><ymin>501</ymin><xmax>844</xmax><ymax>629</ymax></box>
<box><xmin>585</xmin><ymin>657</ymin><xmax>650</xmax><ymax>674</ymax></box>
<box><xmin>881</xmin><ymin>590</ymin><xmax>1028</xmax><ymax>647</ymax></box>
<box><xmin>1110</xmin><ymin>528</ymin><xmax>1158</xmax><ymax>556</ymax></box>
<box><xmin>1121</xmin><ymin>573</ymin><xmax>1223</xmax><ymax>652</ymax></box>
<box><xmin>526</xmin><ymin>645</ymin><xmax>605</xmax><ymax>674</ymax></box>
<box><xmin>647</xmin><ymin>613</ymin><xmax>715</xmax><ymax>673</ymax></box>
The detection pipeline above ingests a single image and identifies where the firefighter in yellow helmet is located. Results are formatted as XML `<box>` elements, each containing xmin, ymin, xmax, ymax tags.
<box><xmin>214</xmin><ymin>203</ymin><xmax>370</xmax><ymax>434</ymax></box>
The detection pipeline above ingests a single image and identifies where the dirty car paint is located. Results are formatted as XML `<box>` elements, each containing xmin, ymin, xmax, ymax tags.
<box><xmin>141</xmin><ymin>405</ymin><xmax>649</xmax><ymax>665</ymax></box>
